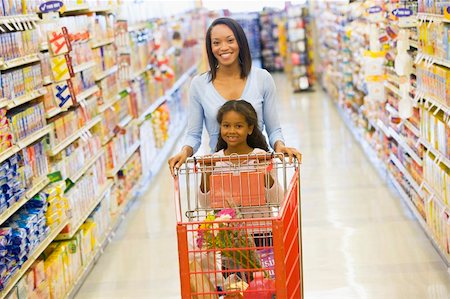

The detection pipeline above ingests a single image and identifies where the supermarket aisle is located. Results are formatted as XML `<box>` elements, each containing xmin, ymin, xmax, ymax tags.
<box><xmin>75</xmin><ymin>73</ymin><xmax>450</xmax><ymax>299</ymax></box>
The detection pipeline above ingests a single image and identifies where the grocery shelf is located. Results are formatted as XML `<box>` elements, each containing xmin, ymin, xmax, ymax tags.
<box><xmin>389</xmin><ymin>128</ymin><xmax>422</xmax><ymax>165</ymax></box>
<box><xmin>90</xmin><ymin>5</ymin><xmax>115</xmax><ymax>13</ymax></box>
<box><xmin>422</xmin><ymin>181</ymin><xmax>448</xmax><ymax>211</ymax></box>
<box><xmin>166</xmin><ymin>64</ymin><xmax>197</xmax><ymax>96</ymax></box>
<box><xmin>0</xmin><ymin>195</ymin><xmax>29</xmax><ymax>226</ymax></box>
<box><xmin>56</xmin><ymin>180</ymin><xmax>113</xmax><ymax>241</ymax></box>
<box><xmin>0</xmin><ymin>176</ymin><xmax>50</xmax><ymax>226</ymax></box>
<box><xmin>336</xmin><ymin>103</ymin><xmax>388</xmax><ymax>178</ymax></box>
<box><xmin>25</xmin><ymin>175</ymin><xmax>51</xmax><ymax>200</ymax></box>
<box><xmin>417</xmin><ymin>13</ymin><xmax>450</xmax><ymax>24</ymax></box>
<box><xmin>128</xmin><ymin>22</ymin><xmax>147</xmax><ymax>32</ymax></box>
<box><xmin>45</xmin><ymin>106</ymin><xmax>68</xmax><ymax>119</ymax></box>
<box><xmin>106</xmin><ymin>141</ymin><xmax>140</xmax><ymax>178</ymax></box>
<box><xmin>63</xmin><ymin>4</ymin><xmax>90</xmax><ymax>14</ymax></box>
<box><xmin>0</xmin><ymin>14</ymin><xmax>39</xmax><ymax>24</ymax></box>
<box><xmin>98</xmin><ymin>88</ymin><xmax>130</xmax><ymax>113</ymax></box>
<box><xmin>403</xmin><ymin>120</ymin><xmax>420</xmax><ymax>137</ymax></box>
<box><xmin>389</xmin><ymin>154</ymin><xmax>422</xmax><ymax>195</ymax></box>
<box><xmin>0</xmin><ymin>98</ymin><xmax>7</xmax><ymax>108</ymax></box>
<box><xmin>420</xmin><ymin>93</ymin><xmax>450</xmax><ymax>116</ymax></box>
<box><xmin>384</xmin><ymin>82</ymin><xmax>400</xmax><ymax>97</ymax></box>
<box><xmin>385</xmin><ymin>103</ymin><xmax>399</xmax><ymax>117</ymax></box>
<box><xmin>94</xmin><ymin>65</ymin><xmax>118</xmax><ymax>81</ymax></box>
<box><xmin>387</xmin><ymin>172</ymin><xmax>450</xmax><ymax>267</ymax></box>
<box><xmin>131</xmin><ymin>64</ymin><xmax>152</xmax><ymax>81</ymax></box>
<box><xmin>409</xmin><ymin>39</ymin><xmax>419</xmax><ymax>49</ymax></box>
<box><xmin>149</xmin><ymin>116</ymin><xmax>188</xmax><ymax>177</ymax></box>
<box><xmin>377</xmin><ymin>119</ymin><xmax>391</xmax><ymax>137</ymax></box>
<box><xmin>137</xmin><ymin>65</ymin><xmax>197</xmax><ymax>123</ymax></box>
<box><xmin>118</xmin><ymin>115</ymin><xmax>133</xmax><ymax>129</ymax></box>
<box><xmin>419</xmin><ymin>53</ymin><xmax>450</xmax><ymax>69</ymax></box>
<box><xmin>0</xmin><ymin>219</ymin><xmax>68</xmax><ymax>298</ymax></box>
<box><xmin>40</xmin><ymin>42</ymin><xmax>49</xmax><ymax>52</ymax></box>
<box><xmin>91</xmin><ymin>37</ymin><xmax>115</xmax><ymax>49</ymax></box>
<box><xmin>138</xmin><ymin>95</ymin><xmax>167</xmax><ymax>123</ymax></box>
<box><xmin>73</xmin><ymin>60</ymin><xmax>96</xmax><ymax>74</ymax></box>
<box><xmin>76</xmin><ymin>85</ymin><xmax>100</xmax><ymax>102</ymax></box>
<box><xmin>420</xmin><ymin>138</ymin><xmax>450</xmax><ymax>169</ymax></box>
<box><xmin>63</xmin><ymin>182</ymin><xmax>139</xmax><ymax>299</ymax></box>
<box><xmin>16</xmin><ymin>125</ymin><xmax>52</xmax><ymax>149</ymax></box>
<box><xmin>7</xmin><ymin>87</ymin><xmax>47</xmax><ymax>109</ymax></box>
<box><xmin>0</xmin><ymin>146</ymin><xmax>20</xmax><ymax>164</ymax></box>
<box><xmin>69</xmin><ymin>149</ymin><xmax>105</xmax><ymax>183</ymax></box>
<box><xmin>49</xmin><ymin>115</ymin><xmax>102</xmax><ymax>156</ymax></box>
<box><xmin>63</xmin><ymin>117</ymin><xmax>188</xmax><ymax>298</ymax></box>
<box><xmin>0</xmin><ymin>53</ymin><xmax>40</xmax><ymax>71</ymax></box>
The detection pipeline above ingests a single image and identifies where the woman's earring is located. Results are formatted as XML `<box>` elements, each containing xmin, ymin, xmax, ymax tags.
<box><xmin>238</xmin><ymin>57</ymin><xmax>243</xmax><ymax>64</ymax></box>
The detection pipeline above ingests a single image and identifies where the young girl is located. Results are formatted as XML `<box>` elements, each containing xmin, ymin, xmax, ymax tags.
<box><xmin>198</xmin><ymin>100</ymin><xmax>284</xmax><ymax>215</ymax></box>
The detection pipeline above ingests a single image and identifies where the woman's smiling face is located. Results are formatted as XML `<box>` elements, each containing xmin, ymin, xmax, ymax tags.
<box><xmin>210</xmin><ymin>24</ymin><xmax>240</xmax><ymax>68</ymax></box>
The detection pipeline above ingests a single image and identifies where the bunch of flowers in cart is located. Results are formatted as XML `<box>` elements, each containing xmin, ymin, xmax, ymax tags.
<box><xmin>195</xmin><ymin>208</ymin><xmax>262</xmax><ymax>270</ymax></box>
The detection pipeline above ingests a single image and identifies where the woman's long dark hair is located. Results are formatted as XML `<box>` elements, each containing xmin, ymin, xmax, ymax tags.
<box><xmin>205</xmin><ymin>17</ymin><xmax>252</xmax><ymax>82</ymax></box>
<box><xmin>215</xmin><ymin>100</ymin><xmax>269</xmax><ymax>152</ymax></box>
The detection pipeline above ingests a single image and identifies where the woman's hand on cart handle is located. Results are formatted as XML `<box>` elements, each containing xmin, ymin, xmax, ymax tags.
<box><xmin>168</xmin><ymin>146</ymin><xmax>193</xmax><ymax>176</ymax></box>
<box><xmin>274</xmin><ymin>141</ymin><xmax>302</xmax><ymax>164</ymax></box>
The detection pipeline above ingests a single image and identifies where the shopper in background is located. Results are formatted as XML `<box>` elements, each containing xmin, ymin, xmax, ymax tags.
<box><xmin>168</xmin><ymin>17</ymin><xmax>301</xmax><ymax>175</ymax></box>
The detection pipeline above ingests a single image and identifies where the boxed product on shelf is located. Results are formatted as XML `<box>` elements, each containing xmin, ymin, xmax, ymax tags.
<box><xmin>105</xmin><ymin>121</ymin><xmax>139</xmax><ymax>174</ymax></box>
<box><xmin>44</xmin><ymin>182</ymin><xmax>68</xmax><ymax>230</ymax></box>
<box><xmin>19</xmin><ymin>139</ymin><xmax>49</xmax><ymax>189</ymax></box>
<box><xmin>421</xmin><ymin>107</ymin><xmax>450</xmax><ymax>158</ymax></box>
<box><xmin>151</xmin><ymin>104</ymin><xmax>169</xmax><ymax>148</ymax></box>
<box><xmin>118</xmin><ymin>151</ymin><xmax>141</xmax><ymax>196</ymax></box>
<box><xmin>9</xmin><ymin>103</ymin><xmax>46</xmax><ymax>141</ymax></box>
<box><xmin>49</xmin><ymin>135</ymin><xmax>101</xmax><ymax>182</ymax></box>
<box><xmin>424</xmin><ymin>153</ymin><xmax>449</xmax><ymax>205</ymax></box>
<box><xmin>0</xmin><ymin>154</ymin><xmax>24</xmax><ymax>214</ymax></box>
<box><xmin>59</xmin><ymin>155</ymin><xmax>106</xmax><ymax>237</ymax></box>
<box><xmin>0</xmin><ymin>194</ymin><xmax>49</xmax><ymax>291</ymax></box>
<box><xmin>93</xmin><ymin>44</ymin><xmax>117</xmax><ymax>74</ymax></box>
<box><xmin>1</xmin><ymin>64</ymin><xmax>43</xmax><ymax>101</ymax></box>
<box><xmin>97</xmin><ymin>71</ymin><xmax>120</xmax><ymax>103</ymax></box>
<box><xmin>91</xmin><ymin>14</ymin><xmax>115</xmax><ymax>42</ymax></box>
<box><xmin>416</xmin><ymin>61</ymin><xmax>450</xmax><ymax>106</ymax></box>
<box><xmin>0</xmin><ymin>30</ymin><xmax>40</xmax><ymax>62</ymax></box>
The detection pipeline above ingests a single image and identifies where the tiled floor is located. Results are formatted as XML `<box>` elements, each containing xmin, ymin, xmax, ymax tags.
<box><xmin>75</xmin><ymin>73</ymin><xmax>450</xmax><ymax>299</ymax></box>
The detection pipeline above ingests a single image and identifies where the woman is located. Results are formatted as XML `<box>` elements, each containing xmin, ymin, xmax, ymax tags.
<box><xmin>168</xmin><ymin>17</ymin><xmax>301</xmax><ymax>175</ymax></box>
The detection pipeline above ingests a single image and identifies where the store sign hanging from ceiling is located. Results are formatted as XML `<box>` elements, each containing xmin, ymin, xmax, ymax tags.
<box><xmin>39</xmin><ymin>1</ymin><xmax>64</xmax><ymax>13</ymax></box>
<box><xmin>392</xmin><ymin>8</ymin><xmax>413</xmax><ymax>17</ymax></box>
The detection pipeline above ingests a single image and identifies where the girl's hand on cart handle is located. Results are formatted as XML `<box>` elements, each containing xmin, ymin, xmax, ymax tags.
<box><xmin>274</xmin><ymin>141</ymin><xmax>302</xmax><ymax>164</ymax></box>
<box><xmin>168</xmin><ymin>146</ymin><xmax>193</xmax><ymax>176</ymax></box>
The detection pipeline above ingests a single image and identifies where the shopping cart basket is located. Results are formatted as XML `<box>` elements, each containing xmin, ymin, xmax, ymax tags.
<box><xmin>174</xmin><ymin>153</ymin><xmax>303</xmax><ymax>299</ymax></box>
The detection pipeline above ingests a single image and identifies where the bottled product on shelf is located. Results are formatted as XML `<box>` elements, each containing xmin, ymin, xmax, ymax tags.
<box><xmin>314</xmin><ymin>0</ymin><xmax>450</xmax><ymax>266</ymax></box>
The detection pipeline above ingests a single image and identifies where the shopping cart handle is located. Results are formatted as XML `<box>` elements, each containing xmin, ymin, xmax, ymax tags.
<box><xmin>190</xmin><ymin>152</ymin><xmax>285</xmax><ymax>164</ymax></box>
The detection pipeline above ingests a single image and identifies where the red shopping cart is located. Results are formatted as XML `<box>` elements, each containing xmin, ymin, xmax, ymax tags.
<box><xmin>174</xmin><ymin>153</ymin><xmax>303</xmax><ymax>299</ymax></box>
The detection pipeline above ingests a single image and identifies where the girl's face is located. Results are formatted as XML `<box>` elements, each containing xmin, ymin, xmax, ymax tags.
<box><xmin>220</xmin><ymin>110</ymin><xmax>254</xmax><ymax>148</ymax></box>
<box><xmin>210</xmin><ymin>24</ymin><xmax>240</xmax><ymax>68</ymax></box>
